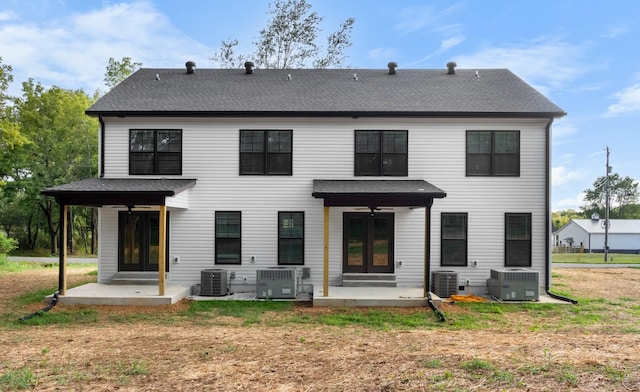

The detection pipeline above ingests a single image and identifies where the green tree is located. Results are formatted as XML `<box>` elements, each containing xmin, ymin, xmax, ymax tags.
<box><xmin>210</xmin><ymin>0</ymin><xmax>354</xmax><ymax>69</ymax></box>
<box><xmin>0</xmin><ymin>232</ymin><xmax>18</xmax><ymax>255</ymax></box>
<box><xmin>4</xmin><ymin>80</ymin><xmax>98</xmax><ymax>253</ymax></box>
<box><xmin>0</xmin><ymin>57</ymin><xmax>28</xmax><ymax>181</ymax></box>
<box><xmin>581</xmin><ymin>173</ymin><xmax>640</xmax><ymax>219</ymax></box>
<box><xmin>104</xmin><ymin>57</ymin><xmax>142</xmax><ymax>89</ymax></box>
<box><xmin>552</xmin><ymin>209</ymin><xmax>583</xmax><ymax>231</ymax></box>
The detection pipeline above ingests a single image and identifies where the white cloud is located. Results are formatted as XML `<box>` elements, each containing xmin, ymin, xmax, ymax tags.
<box><xmin>368</xmin><ymin>48</ymin><xmax>398</xmax><ymax>63</ymax></box>
<box><xmin>603</xmin><ymin>24</ymin><xmax>628</xmax><ymax>39</ymax></box>
<box><xmin>395</xmin><ymin>4</ymin><xmax>464</xmax><ymax>34</ymax></box>
<box><xmin>552</xmin><ymin>166</ymin><xmax>583</xmax><ymax>187</ymax></box>
<box><xmin>393</xmin><ymin>4</ymin><xmax>465</xmax><ymax>66</ymax></box>
<box><xmin>552</xmin><ymin>193</ymin><xmax>585</xmax><ymax>212</ymax></box>
<box><xmin>0</xmin><ymin>1</ymin><xmax>211</xmax><ymax>95</ymax></box>
<box><xmin>605</xmin><ymin>83</ymin><xmax>640</xmax><ymax>116</ymax></box>
<box><xmin>551</xmin><ymin>120</ymin><xmax>578</xmax><ymax>145</ymax></box>
<box><xmin>440</xmin><ymin>33</ymin><xmax>465</xmax><ymax>51</ymax></box>
<box><xmin>0</xmin><ymin>10</ymin><xmax>18</xmax><ymax>21</ymax></box>
<box><xmin>454</xmin><ymin>37</ymin><xmax>591</xmax><ymax>96</ymax></box>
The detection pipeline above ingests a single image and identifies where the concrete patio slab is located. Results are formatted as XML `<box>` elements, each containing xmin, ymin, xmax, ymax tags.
<box><xmin>55</xmin><ymin>283</ymin><xmax>191</xmax><ymax>306</ymax></box>
<box><xmin>52</xmin><ymin>284</ymin><xmax>572</xmax><ymax>307</ymax></box>
<box><xmin>312</xmin><ymin>286</ymin><xmax>572</xmax><ymax>307</ymax></box>
<box><xmin>313</xmin><ymin>286</ymin><xmax>431</xmax><ymax>307</ymax></box>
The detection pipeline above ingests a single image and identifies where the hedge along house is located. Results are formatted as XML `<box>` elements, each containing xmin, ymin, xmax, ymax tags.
<box><xmin>42</xmin><ymin>61</ymin><xmax>565</xmax><ymax>305</ymax></box>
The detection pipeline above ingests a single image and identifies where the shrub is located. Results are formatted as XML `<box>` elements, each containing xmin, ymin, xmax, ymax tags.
<box><xmin>0</xmin><ymin>233</ymin><xmax>18</xmax><ymax>255</ymax></box>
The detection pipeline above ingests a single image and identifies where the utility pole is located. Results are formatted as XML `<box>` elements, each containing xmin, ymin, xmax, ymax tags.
<box><xmin>604</xmin><ymin>146</ymin><xmax>611</xmax><ymax>262</ymax></box>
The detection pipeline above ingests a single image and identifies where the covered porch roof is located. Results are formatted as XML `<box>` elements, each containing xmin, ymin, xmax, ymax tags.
<box><xmin>312</xmin><ymin>179</ymin><xmax>446</xmax><ymax>208</ymax></box>
<box><xmin>41</xmin><ymin>178</ymin><xmax>196</xmax><ymax>299</ymax></box>
<box><xmin>311</xmin><ymin>179</ymin><xmax>447</xmax><ymax>299</ymax></box>
<box><xmin>41</xmin><ymin>178</ymin><xmax>197</xmax><ymax>206</ymax></box>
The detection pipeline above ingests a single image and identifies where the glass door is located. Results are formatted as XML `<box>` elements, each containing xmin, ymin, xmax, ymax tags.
<box><xmin>343</xmin><ymin>212</ymin><xmax>394</xmax><ymax>273</ymax></box>
<box><xmin>118</xmin><ymin>211</ymin><xmax>168</xmax><ymax>272</ymax></box>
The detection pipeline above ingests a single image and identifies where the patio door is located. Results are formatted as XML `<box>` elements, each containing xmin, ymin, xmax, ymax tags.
<box><xmin>118</xmin><ymin>211</ymin><xmax>169</xmax><ymax>272</ymax></box>
<box><xmin>343</xmin><ymin>212</ymin><xmax>394</xmax><ymax>273</ymax></box>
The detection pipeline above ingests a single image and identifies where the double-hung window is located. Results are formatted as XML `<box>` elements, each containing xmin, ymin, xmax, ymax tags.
<box><xmin>129</xmin><ymin>129</ymin><xmax>182</xmax><ymax>175</ymax></box>
<box><xmin>505</xmin><ymin>213</ymin><xmax>531</xmax><ymax>267</ymax></box>
<box><xmin>466</xmin><ymin>131</ymin><xmax>519</xmax><ymax>176</ymax></box>
<box><xmin>278</xmin><ymin>212</ymin><xmax>304</xmax><ymax>265</ymax></box>
<box><xmin>215</xmin><ymin>211</ymin><xmax>241</xmax><ymax>264</ymax></box>
<box><xmin>240</xmin><ymin>130</ymin><xmax>292</xmax><ymax>175</ymax></box>
<box><xmin>355</xmin><ymin>130</ymin><xmax>408</xmax><ymax>176</ymax></box>
<box><xmin>441</xmin><ymin>213</ymin><xmax>468</xmax><ymax>266</ymax></box>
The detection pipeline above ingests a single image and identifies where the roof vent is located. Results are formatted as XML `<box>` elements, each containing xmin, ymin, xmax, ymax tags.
<box><xmin>387</xmin><ymin>62</ymin><xmax>398</xmax><ymax>75</ymax></box>
<box><xmin>446</xmin><ymin>61</ymin><xmax>457</xmax><ymax>75</ymax></box>
<box><xmin>244</xmin><ymin>61</ymin><xmax>255</xmax><ymax>74</ymax></box>
<box><xmin>352</xmin><ymin>73</ymin><xmax>358</xmax><ymax>81</ymax></box>
<box><xmin>185</xmin><ymin>61</ymin><xmax>196</xmax><ymax>74</ymax></box>
<box><xmin>591</xmin><ymin>212</ymin><xmax>600</xmax><ymax>221</ymax></box>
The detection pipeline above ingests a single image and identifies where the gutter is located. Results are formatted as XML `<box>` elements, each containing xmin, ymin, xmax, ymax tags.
<box><xmin>19</xmin><ymin>203</ymin><xmax>66</xmax><ymax>321</ymax></box>
<box><xmin>85</xmin><ymin>110</ymin><xmax>568</xmax><ymax>119</ymax></box>
<box><xmin>19</xmin><ymin>292</ymin><xmax>59</xmax><ymax>321</ymax></box>
<box><xmin>427</xmin><ymin>293</ymin><xmax>447</xmax><ymax>322</ymax></box>
<box><xmin>544</xmin><ymin>117</ymin><xmax>577</xmax><ymax>304</ymax></box>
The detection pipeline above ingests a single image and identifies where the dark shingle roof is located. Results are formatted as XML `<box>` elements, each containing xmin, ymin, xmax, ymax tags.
<box><xmin>313</xmin><ymin>179</ymin><xmax>445</xmax><ymax>195</ymax></box>
<box><xmin>87</xmin><ymin>68</ymin><xmax>565</xmax><ymax>118</ymax></box>
<box><xmin>41</xmin><ymin>178</ymin><xmax>196</xmax><ymax>206</ymax></box>
<box><xmin>312</xmin><ymin>179</ymin><xmax>446</xmax><ymax>208</ymax></box>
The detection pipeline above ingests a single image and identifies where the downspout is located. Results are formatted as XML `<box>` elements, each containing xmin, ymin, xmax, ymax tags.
<box><xmin>99</xmin><ymin>116</ymin><xmax>105</xmax><ymax>178</ymax></box>
<box><xmin>544</xmin><ymin>117</ymin><xmax>577</xmax><ymax>304</ymax></box>
<box><xmin>19</xmin><ymin>199</ymin><xmax>65</xmax><ymax>321</ymax></box>
<box><xmin>424</xmin><ymin>200</ymin><xmax>433</xmax><ymax>298</ymax></box>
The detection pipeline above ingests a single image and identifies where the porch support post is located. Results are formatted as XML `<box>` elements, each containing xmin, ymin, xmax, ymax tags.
<box><xmin>323</xmin><ymin>206</ymin><xmax>329</xmax><ymax>297</ymax></box>
<box><xmin>424</xmin><ymin>206</ymin><xmax>431</xmax><ymax>298</ymax></box>
<box><xmin>59</xmin><ymin>204</ymin><xmax>68</xmax><ymax>295</ymax></box>
<box><xmin>158</xmin><ymin>205</ymin><xmax>166</xmax><ymax>296</ymax></box>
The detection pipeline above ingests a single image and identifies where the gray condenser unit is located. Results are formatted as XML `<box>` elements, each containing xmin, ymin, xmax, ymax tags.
<box><xmin>200</xmin><ymin>269</ymin><xmax>228</xmax><ymax>296</ymax></box>
<box><xmin>488</xmin><ymin>268</ymin><xmax>539</xmax><ymax>301</ymax></box>
<box><xmin>431</xmin><ymin>270</ymin><xmax>458</xmax><ymax>298</ymax></box>
<box><xmin>256</xmin><ymin>268</ymin><xmax>297</xmax><ymax>299</ymax></box>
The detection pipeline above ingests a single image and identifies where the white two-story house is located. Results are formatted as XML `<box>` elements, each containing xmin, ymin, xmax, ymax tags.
<box><xmin>43</xmin><ymin>61</ymin><xmax>565</xmax><ymax>303</ymax></box>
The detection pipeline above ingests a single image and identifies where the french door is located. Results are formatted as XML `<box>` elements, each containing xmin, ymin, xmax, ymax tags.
<box><xmin>118</xmin><ymin>211</ymin><xmax>169</xmax><ymax>272</ymax></box>
<box><xmin>343</xmin><ymin>212</ymin><xmax>394</xmax><ymax>273</ymax></box>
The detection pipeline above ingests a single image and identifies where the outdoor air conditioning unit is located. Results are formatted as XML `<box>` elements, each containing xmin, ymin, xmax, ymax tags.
<box><xmin>256</xmin><ymin>268</ymin><xmax>297</xmax><ymax>299</ymax></box>
<box><xmin>488</xmin><ymin>268</ymin><xmax>539</xmax><ymax>301</ymax></box>
<box><xmin>431</xmin><ymin>270</ymin><xmax>458</xmax><ymax>298</ymax></box>
<box><xmin>200</xmin><ymin>269</ymin><xmax>228</xmax><ymax>296</ymax></box>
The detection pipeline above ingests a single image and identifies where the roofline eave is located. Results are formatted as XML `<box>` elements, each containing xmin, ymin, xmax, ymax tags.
<box><xmin>86</xmin><ymin>110</ymin><xmax>567</xmax><ymax>119</ymax></box>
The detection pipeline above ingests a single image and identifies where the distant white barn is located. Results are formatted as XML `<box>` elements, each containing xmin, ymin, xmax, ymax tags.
<box><xmin>554</xmin><ymin>217</ymin><xmax>640</xmax><ymax>254</ymax></box>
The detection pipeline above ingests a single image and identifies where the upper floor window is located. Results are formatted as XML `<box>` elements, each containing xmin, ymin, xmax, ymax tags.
<box><xmin>505</xmin><ymin>213</ymin><xmax>531</xmax><ymax>267</ymax></box>
<box><xmin>441</xmin><ymin>213</ymin><xmax>467</xmax><ymax>266</ymax></box>
<box><xmin>130</xmin><ymin>129</ymin><xmax>182</xmax><ymax>175</ymax></box>
<box><xmin>355</xmin><ymin>130</ymin><xmax>408</xmax><ymax>176</ymax></box>
<box><xmin>466</xmin><ymin>131</ymin><xmax>519</xmax><ymax>176</ymax></box>
<box><xmin>278</xmin><ymin>212</ymin><xmax>304</xmax><ymax>265</ymax></box>
<box><xmin>240</xmin><ymin>130</ymin><xmax>292</xmax><ymax>175</ymax></box>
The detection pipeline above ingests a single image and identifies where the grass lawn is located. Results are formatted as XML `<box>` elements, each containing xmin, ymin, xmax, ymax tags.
<box><xmin>1</xmin><ymin>258</ymin><xmax>639</xmax><ymax>391</ymax></box>
<box><xmin>552</xmin><ymin>252</ymin><xmax>640</xmax><ymax>264</ymax></box>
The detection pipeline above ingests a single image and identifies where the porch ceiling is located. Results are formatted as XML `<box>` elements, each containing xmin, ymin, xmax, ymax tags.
<box><xmin>41</xmin><ymin>178</ymin><xmax>197</xmax><ymax>207</ymax></box>
<box><xmin>312</xmin><ymin>179</ymin><xmax>446</xmax><ymax>208</ymax></box>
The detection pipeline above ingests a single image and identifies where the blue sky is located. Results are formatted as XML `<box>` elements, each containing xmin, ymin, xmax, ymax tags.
<box><xmin>1</xmin><ymin>0</ymin><xmax>639</xmax><ymax>211</ymax></box>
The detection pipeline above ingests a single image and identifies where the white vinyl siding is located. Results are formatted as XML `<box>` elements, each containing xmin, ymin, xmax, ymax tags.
<box><xmin>99</xmin><ymin>117</ymin><xmax>550</xmax><ymax>292</ymax></box>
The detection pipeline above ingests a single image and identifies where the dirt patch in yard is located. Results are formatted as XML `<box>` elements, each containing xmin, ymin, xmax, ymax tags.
<box><xmin>0</xmin><ymin>267</ymin><xmax>639</xmax><ymax>391</ymax></box>
<box><xmin>552</xmin><ymin>267</ymin><xmax>640</xmax><ymax>298</ymax></box>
